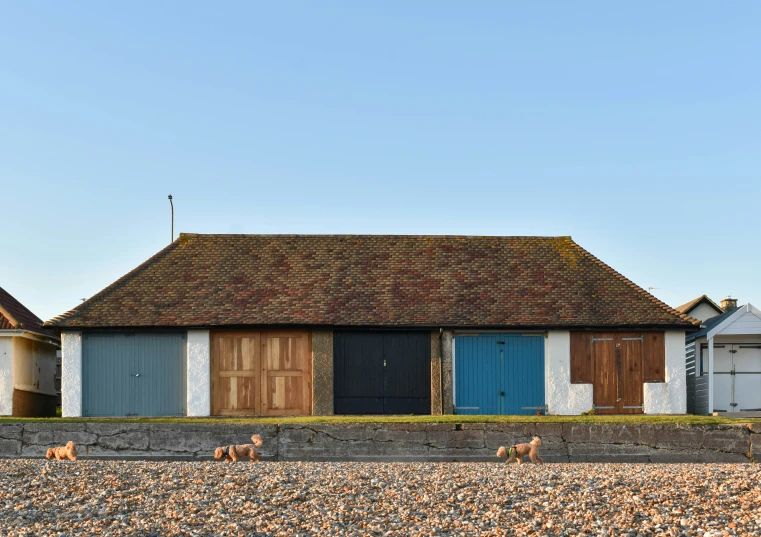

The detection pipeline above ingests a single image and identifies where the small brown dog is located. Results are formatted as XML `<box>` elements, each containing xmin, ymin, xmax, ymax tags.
<box><xmin>497</xmin><ymin>437</ymin><xmax>543</xmax><ymax>464</ymax></box>
<box><xmin>46</xmin><ymin>441</ymin><xmax>77</xmax><ymax>461</ymax></box>
<box><xmin>214</xmin><ymin>434</ymin><xmax>263</xmax><ymax>463</ymax></box>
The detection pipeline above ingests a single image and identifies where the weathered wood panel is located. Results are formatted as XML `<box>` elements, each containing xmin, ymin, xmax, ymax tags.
<box><xmin>570</xmin><ymin>332</ymin><xmax>593</xmax><ymax>384</ymax></box>
<box><xmin>261</xmin><ymin>332</ymin><xmax>312</xmax><ymax>416</ymax></box>
<box><xmin>619</xmin><ymin>333</ymin><xmax>644</xmax><ymax>415</ymax></box>
<box><xmin>643</xmin><ymin>332</ymin><xmax>665</xmax><ymax>382</ymax></box>
<box><xmin>211</xmin><ymin>332</ymin><xmax>260</xmax><ymax>416</ymax></box>
<box><xmin>212</xmin><ymin>331</ymin><xmax>311</xmax><ymax>416</ymax></box>
<box><xmin>590</xmin><ymin>333</ymin><xmax>645</xmax><ymax>415</ymax></box>
<box><xmin>592</xmin><ymin>334</ymin><xmax>618</xmax><ymax>415</ymax></box>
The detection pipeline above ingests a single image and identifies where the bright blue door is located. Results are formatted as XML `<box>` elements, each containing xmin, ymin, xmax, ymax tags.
<box><xmin>454</xmin><ymin>334</ymin><xmax>545</xmax><ymax>415</ymax></box>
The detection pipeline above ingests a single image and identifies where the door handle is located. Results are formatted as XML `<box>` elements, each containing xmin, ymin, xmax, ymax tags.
<box><xmin>135</xmin><ymin>373</ymin><xmax>140</xmax><ymax>377</ymax></box>
<box><xmin>499</xmin><ymin>391</ymin><xmax>505</xmax><ymax>396</ymax></box>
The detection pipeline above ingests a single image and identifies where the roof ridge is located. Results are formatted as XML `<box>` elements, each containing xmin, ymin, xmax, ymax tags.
<box><xmin>44</xmin><ymin>239</ymin><xmax>182</xmax><ymax>327</ymax></box>
<box><xmin>179</xmin><ymin>232</ymin><xmax>573</xmax><ymax>240</ymax></box>
<box><xmin>565</xmin><ymin>240</ymin><xmax>700</xmax><ymax>327</ymax></box>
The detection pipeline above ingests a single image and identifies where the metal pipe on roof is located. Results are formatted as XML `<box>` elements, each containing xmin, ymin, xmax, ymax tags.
<box><xmin>168</xmin><ymin>194</ymin><xmax>174</xmax><ymax>243</ymax></box>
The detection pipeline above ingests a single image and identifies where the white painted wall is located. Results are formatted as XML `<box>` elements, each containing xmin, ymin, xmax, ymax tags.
<box><xmin>61</xmin><ymin>332</ymin><xmax>82</xmax><ymax>417</ymax></box>
<box><xmin>186</xmin><ymin>330</ymin><xmax>210</xmax><ymax>417</ymax></box>
<box><xmin>714</xmin><ymin>309</ymin><xmax>761</xmax><ymax>336</ymax></box>
<box><xmin>545</xmin><ymin>331</ymin><xmax>593</xmax><ymax>415</ymax></box>
<box><xmin>0</xmin><ymin>337</ymin><xmax>12</xmax><ymax>415</ymax></box>
<box><xmin>11</xmin><ymin>336</ymin><xmax>58</xmax><ymax>396</ymax></box>
<box><xmin>711</xmin><ymin>334</ymin><xmax>761</xmax><ymax>414</ymax></box>
<box><xmin>644</xmin><ymin>331</ymin><xmax>687</xmax><ymax>414</ymax></box>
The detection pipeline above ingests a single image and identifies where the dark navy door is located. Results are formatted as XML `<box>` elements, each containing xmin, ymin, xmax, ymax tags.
<box><xmin>454</xmin><ymin>334</ymin><xmax>545</xmax><ymax>415</ymax></box>
<box><xmin>334</xmin><ymin>331</ymin><xmax>431</xmax><ymax>415</ymax></box>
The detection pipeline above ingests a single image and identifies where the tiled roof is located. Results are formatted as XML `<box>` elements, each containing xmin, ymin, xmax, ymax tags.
<box><xmin>46</xmin><ymin>234</ymin><xmax>699</xmax><ymax>329</ymax></box>
<box><xmin>675</xmin><ymin>294</ymin><xmax>723</xmax><ymax>315</ymax></box>
<box><xmin>0</xmin><ymin>286</ymin><xmax>59</xmax><ymax>339</ymax></box>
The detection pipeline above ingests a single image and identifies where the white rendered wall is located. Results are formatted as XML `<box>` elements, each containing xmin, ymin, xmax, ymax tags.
<box><xmin>0</xmin><ymin>337</ymin><xmax>12</xmax><ymax>415</ymax></box>
<box><xmin>545</xmin><ymin>331</ymin><xmax>593</xmax><ymax>415</ymax></box>
<box><xmin>644</xmin><ymin>331</ymin><xmax>687</xmax><ymax>414</ymax></box>
<box><xmin>12</xmin><ymin>336</ymin><xmax>58</xmax><ymax>396</ymax></box>
<box><xmin>61</xmin><ymin>332</ymin><xmax>82</xmax><ymax>417</ymax></box>
<box><xmin>186</xmin><ymin>330</ymin><xmax>211</xmax><ymax>417</ymax></box>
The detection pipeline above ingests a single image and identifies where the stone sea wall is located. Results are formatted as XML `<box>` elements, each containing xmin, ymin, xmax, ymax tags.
<box><xmin>1</xmin><ymin>422</ymin><xmax>759</xmax><ymax>462</ymax></box>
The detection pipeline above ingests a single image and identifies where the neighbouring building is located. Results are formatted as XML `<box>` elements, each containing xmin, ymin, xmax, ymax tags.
<box><xmin>0</xmin><ymin>286</ymin><xmax>61</xmax><ymax>416</ymax></box>
<box><xmin>686</xmin><ymin>298</ymin><xmax>761</xmax><ymax>415</ymax></box>
<box><xmin>676</xmin><ymin>295</ymin><xmax>724</xmax><ymax>323</ymax></box>
<box><xmin>46</xmin><ymin>234</ymin><xmax>698</xmax><ymax>417</ymax></box>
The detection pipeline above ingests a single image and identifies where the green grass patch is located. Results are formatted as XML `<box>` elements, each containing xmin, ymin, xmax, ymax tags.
<box><xmin>0</xmin><ymin>414</ymin><xmax>758</xmax><ymax>425</ymax></box>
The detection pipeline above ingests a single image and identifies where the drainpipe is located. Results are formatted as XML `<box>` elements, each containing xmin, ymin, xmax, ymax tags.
<box><xmin>439</xmin><ymin>328</ymin><xmax>444</xmax><ymax>415</ymax></box>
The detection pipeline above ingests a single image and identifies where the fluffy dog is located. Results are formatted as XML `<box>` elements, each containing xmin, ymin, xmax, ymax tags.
<box><xmin>214</xmin><ymin>434</ymin><xmax>263</xmax><ymax>463</ymax></box>
<box><xmin>496</xmin><ymin>437</ymin><xmax>543</xmax><ymax>464</ymax></box>
<box><xmin>45</xmin><ymin>441</ymin><xmax>77</xmax><ymax>461</ymax></box>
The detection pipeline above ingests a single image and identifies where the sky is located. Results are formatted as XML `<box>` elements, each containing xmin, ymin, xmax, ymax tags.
<box><xmin>1</xmin><ymin>2</ymin><xmax>759</xmax><ymax>322</ymax></box>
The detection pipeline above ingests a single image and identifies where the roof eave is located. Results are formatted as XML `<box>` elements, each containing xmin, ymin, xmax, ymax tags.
<box><xmin>47</xmin><ymin>321</ymin><xmax>699</xmax><ymax>332</ymax></box>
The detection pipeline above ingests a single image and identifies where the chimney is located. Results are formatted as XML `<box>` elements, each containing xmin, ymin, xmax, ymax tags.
<box><xmin>721</xmin><ymin>296</ymin><xmax>738</xmax><ymax>312</ymax></box>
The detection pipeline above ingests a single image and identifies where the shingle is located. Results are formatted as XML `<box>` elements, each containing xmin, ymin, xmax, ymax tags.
<box><xmin>46</xmin><ymin>234</ymin><xmax>698</xmax><ymax>329</ymax></box>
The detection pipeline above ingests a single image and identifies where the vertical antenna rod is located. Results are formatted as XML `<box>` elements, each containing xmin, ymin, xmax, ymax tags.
<box><xmin>168</xmin><ymin>194</ymin><xmax>174</xmax><ymax>243</ymax></box>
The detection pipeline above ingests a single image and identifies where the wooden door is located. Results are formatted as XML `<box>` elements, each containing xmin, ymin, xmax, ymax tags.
<box><xmin>333</xmin><ymin>331</ymin><xmax>431</xmax><ymax>415</ymax></box>
<box><xmin>619</xmin><ymin>334</ymin><xmax>644</xmax><ymax>414</ymax></box>
<box><xmin>211</xmin><ymin>332</ymin><xmax>261</xmax><ymax>416</ymax></box>
<box><xmin>591</xmin><ymin>333</ymin><xmax>644</xmax><ymax>414</ymax></box>
<box><xmin>592</xmin><ymin>334</ymin><xmax>618</xmax><ymax>414</ymax></box>
<box><xmin>333</xmin><ymin>332</ymin><xmax>385</xmax><ymax>414</ymax></box>
<box><xmin>382</xmin><ymin>331</ymin><xmax>431</xmax><ymax>414</ymax></box>
<box><xmin>260</xmin><ymin>331</ymin><xmax>312</xmax><ymax>416</ymax></box>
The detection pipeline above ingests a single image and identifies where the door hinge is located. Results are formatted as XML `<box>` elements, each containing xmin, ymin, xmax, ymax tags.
<box><xmin>383</xmin><ymin>359</ymin><xmax>386</xmax><ymax>367</ymax></box>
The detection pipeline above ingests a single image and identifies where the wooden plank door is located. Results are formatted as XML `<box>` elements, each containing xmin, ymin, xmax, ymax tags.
<box><xmin>382</xmin><ymin>331</ymin><xmax>431</xmax><ymax>415</ymax></box>
<box><xmin>260</xmin><ymin>331</ymin><xmax>312</xmax><ymax>416</ymax></box>
<box><xmin>592</xmin><ymin>334</ymin><xmax>618</xmax><ymax>414</ymax></box>
<box><xmin>591</xmin><ymin>333</ymin><xmax>645</xmax><ymax>414</ymax></box>
<box><xmin>210</xmin><ymin>332</ymin><xmax>260</xmax><ymax>416</ymax></box>
<box><xmin>619</xmin><ymin>333</ymin><xmax>644</xmax><ymax>414</ymax></box>
<box><xmin>333</xmin><ymin>331</ymin><xmax>385</xmax><ymax>414</ymax></box>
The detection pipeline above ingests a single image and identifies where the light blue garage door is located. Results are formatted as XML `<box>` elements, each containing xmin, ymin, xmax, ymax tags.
<box><xmin>454</xmin><ymin>334</ymin><xmax>545</xmax><ymax>415</ymax></box>
<box><xmin>82</xmin><ymin>333</ymin><xmax>186</xmax><ymax>417</ymax></box>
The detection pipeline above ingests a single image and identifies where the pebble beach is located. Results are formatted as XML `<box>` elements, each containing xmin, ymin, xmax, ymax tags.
<box><xmin>0</xmin><ymin>460</ymin><xmax>759</xmax><ymax>536</ymax></box>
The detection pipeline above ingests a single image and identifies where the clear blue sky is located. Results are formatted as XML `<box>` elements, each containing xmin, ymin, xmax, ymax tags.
<box><xmin>1</xmin><ymin>2</ymin><xmax>759</xmax><ymax>321</ymax></box>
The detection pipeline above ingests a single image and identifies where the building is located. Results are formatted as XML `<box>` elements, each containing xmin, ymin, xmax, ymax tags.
<box><xmin>676</xmin><ymin>295</ymin><xmax>724</xmax><ymax>323</ymax></box>
<box><xmin>47</xmin><ymin>234</ymin><xmax>698</xmax><ymax>417</ymax></box>
<box><xmin>686</xmin><ymin>298</ymin><xmax>761</xmax><ymax>415</ymax></box>
<box><xmin>0</xmin><ymin>286</ymin><xmax>61</xmax><ymax>416</ymax></box>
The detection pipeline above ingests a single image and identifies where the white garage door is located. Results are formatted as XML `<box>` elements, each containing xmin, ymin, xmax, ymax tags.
<box><xmin>713</xmin><ymin>343</ymin><xmax>761</xmax><ymax>412</ymax></box>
